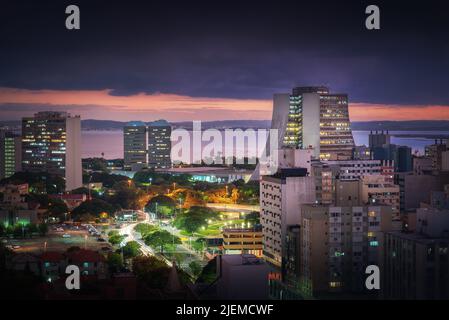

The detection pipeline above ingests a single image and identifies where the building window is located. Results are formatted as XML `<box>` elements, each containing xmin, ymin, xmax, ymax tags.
<box><xmin>369</xmin><ymin>241</ymin><xmax>379</xmax><ymax>247</ymax></box>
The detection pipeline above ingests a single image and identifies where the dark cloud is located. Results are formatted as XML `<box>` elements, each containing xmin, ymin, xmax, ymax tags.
<box><xmin>1</xmin><ymin>0</ymin><xmax>449</xmax><ymax>105</ymax></box>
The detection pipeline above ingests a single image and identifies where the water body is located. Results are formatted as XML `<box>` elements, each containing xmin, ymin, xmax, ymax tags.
<box><xmin>82</xmin><ymin>130</ymin><xmax>449</xmax><ymax>159</ymax></box>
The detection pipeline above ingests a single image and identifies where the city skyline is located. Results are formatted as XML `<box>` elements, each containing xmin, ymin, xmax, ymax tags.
<box><xmin>1</xmin><ymin>0</ymin><xmax>449</xmax><ymax>302</ymax></box>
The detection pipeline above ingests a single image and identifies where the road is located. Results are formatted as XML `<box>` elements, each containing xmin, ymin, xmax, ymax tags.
<box><xmin>206</xmin><ymin>203</ymin><xmax>259</xmax><ymax>212</ymax></box>
<box><xmin>118</xmin><ymin>217</ymin><xmax>173</xmax><ymax>266</ymax></box>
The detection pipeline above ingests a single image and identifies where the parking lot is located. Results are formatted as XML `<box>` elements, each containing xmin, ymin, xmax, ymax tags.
<box><xmin>3</xmin><ymin>224</ymin><xmax>113</xmax><ymax>254</ymax></box>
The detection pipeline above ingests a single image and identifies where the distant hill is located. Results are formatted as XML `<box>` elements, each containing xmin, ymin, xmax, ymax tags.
<box><xmin>1</xmin><ymin>119</ymin><xmax>448</xmax><ymax>132</ymax></box>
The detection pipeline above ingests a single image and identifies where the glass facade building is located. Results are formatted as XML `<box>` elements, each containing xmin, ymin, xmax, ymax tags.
<box><xmin>123</xmin><ymin>121</ymin><xmax>147</xmax><ymax>171</ymax></box>
<box><xmin>282</xmin><ymin>86</ymin><xmax>355</xmax><ymax>161</ymax></box>
<box><xmin>21</xmin><ymin>112</ymin><xmax>82</xmax><ymax>191</ymax></box>
<box><xmin>0</xmin><ymin>131</ymin><xmax>21</xmax><ymax>179</ymax></box>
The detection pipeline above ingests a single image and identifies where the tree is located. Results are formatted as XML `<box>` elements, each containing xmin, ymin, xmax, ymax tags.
<box><xmin>86</xmin><ymin>171</ymin><xmax>128</xmax><ymax>188</ymax></box>
<box><xmin>109</xmin><ymin>181</ymin><xmax>148</xmax><ymax>210</ymax></box>
<box><xmin>195</xmin><ymin>257</ymin><xmax>217</xmax><ymax>284</ymax></box>
<box><xmin>82</xmin><ymin>158</ymin><xmax>109</xmax><ymax>172</ymax></box>
<box><xmin>244</xmin><ymin>211</ymin><xmax>260</xmax><ymax>225</ymax></box>
<box><xmin>132</xmin><ymin>169</ymin><xmax>156</xmax><ymax>185</ymax></box>
<box><xmin>1</xmin><ymin>172</ymin><xmax>65</xmax><ymax>194</ymax></box>
<box><xmin>107</xmin><ymin>252</ymin><xmax>123</xmax><ymax>273</ymax></box>
<box><xmin>71</xmin><ymin>187</ymin><xmax>100</xmax><ymax>198</ymax></box>
<box><xmin>134</xmin><ymin>223</ymin><xmax>159</xmax><ymax>237</ymax></box>
<box><xmin>28</xmin><ymin>223</ymin><xmax>38</xmax><ymax>235</ymax></box>
<box><xmin>108</xmin><ymin>230</ymin><xmax>125</xmax><ymax>245</ymax></box>
<box><xmin>122</xmin><ymin>241</ymin><xmax>141</xmax><ymax>259</ymax></box>
<box><xmin>173</xmin><ymin>206</ymin><xmax>218</xmax><ymax>234</ymax></box>
<box><xmin>145</xmin><ymin>195</ymin><xmax>176</xmax><ymax>217</ymax></box>
<box><xmin>133</xmin><ymin>169</ymin><xmax>192</xmax><ymax>187</ymax></box>
<box><xmin>47</xmin><ymin>199</ymin><xmax>69</xmax><ymax>219</ymax></box>
<box><xmin>189</xmin><ymin>261</ymin><xmax>203</xmax><ymax>278</ymax></box>
<box><xmin>132</xmin><ymin>255</ymin><xmax>170</xmax><ymax>289</ymax></box>
<box><xmin>71</xmin><ymin>198</ymin><xmax>115</xmax><ymax>221</ymax></box>
<box><xmin>25</xmin><ymin>194</ymin><xmax>69</xmax><ymax>220</ymax></box>
<box><xmin>174</xmin><ymin>214</ymin><xmax>205</xmax><ymax>234</ymax></box>
<box><xmin>144</xmin><ymin>230</ymin><xmax>181</xmax><ymax>254</ymax></box>
<box><xmin>38</xmin><ymin>223</ymin><xmax>48</xmax><ymax>236</ymax></box>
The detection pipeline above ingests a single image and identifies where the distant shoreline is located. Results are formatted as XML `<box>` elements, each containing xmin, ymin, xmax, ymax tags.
<box><xmin>2</xmin><ymin>119</ymin><xmax>449</xmax><ymax>133</ymax></box>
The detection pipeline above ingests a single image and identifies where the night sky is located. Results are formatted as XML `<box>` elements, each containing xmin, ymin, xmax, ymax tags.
<box><xmin>1</xmin><ymin>0</ymin><xmax>449</xmax><ymax>121</ymax></box>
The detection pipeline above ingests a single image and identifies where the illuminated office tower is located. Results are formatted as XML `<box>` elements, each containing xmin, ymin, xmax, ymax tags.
<box><xmin>0</xmin><ymin>131</ymin><xmax>21</xmax><ymax>179</ymax></box>
<box><xmin>21</xmin><ymin>112</ymin><xmax>82</xmax><ymax>191</ymax></box>
<box><xmin>148</xmin><ymin>119</ymin><xmax>172</xmax><ymax>169</ymax></box>
<box><xmin>282</xmin><ymin>86</ymin><xmax>355</xmax><ymax>160</ymax></box>
<box><xmin>124</xmin><ymin>121</ymin><xmax>148</xmax><ymax>171</ymax></box>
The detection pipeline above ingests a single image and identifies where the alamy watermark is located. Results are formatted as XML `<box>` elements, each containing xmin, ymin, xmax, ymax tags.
<box><xmin>65</xmin><ymin>5</ymin><xmax>381</xmax><ymax>31</ymax></box>
<box><xmin>171</xmin><ymin>121</ymin><xmax>279</xmax><ymax>173</ymax></box>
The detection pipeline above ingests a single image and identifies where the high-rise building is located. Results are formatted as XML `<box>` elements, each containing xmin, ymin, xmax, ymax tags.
<box><xmin>0</xmin><ymin>131</ymin><xmax>21</xmax><ymax>179</ymax></box>
<box><xmin>260</xmin><ymin>168</ymin><xmax>315</xmax><ymax>267</ymax></box>
<box><xmin>282</xmin><ymin>224</ymin><xmax>301</xmax><ymax>287</ymax></box>
<box><xmin>383</xmin><ymin>204</ymin><xmax>449</xmax><ymax>299</ymax></box>
<box><xmin>425</xmin><ymin>139</ymin><xmax>448</xmax><ymax>171</ymax></box>
<box><xmin>123</xmin><ymin>121</ymin><xmax>147</xmax><ymax>171</ymax></box>
<box><xmin>300</xmin><ymin>204</ymin><xmax>394</xmax><ymax>296</ymax></box>
<box><xmin>372</xmin><ymin>144</ymin><xmax>413</xmax><ymax>172</ymax></box>
<box><xmin>369</xmin><ymin>130</ymin><xmax>390</xmax><ymax>149</ymax></box>
<box><xmin>148</xmin><ymin>120</ymin><xmax>172</xmax><ymax>169</ymax></box>
<box><xmin>21</xmin><ymin>112</ymin><xmax>82</xmax><ymax>191</ymax></box>
<box><xmin>282</xmin><ymin>86</ymin><xmax>355</xmax><ymax>161</ymax></box>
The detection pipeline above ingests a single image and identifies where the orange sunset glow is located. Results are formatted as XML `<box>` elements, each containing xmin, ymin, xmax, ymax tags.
<box><xmin>1</xmin><ymin>87</ymin><xmax>449</xmax><ymax>121</ymax></box>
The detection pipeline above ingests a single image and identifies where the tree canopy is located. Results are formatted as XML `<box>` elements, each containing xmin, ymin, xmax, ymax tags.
<box><xmin>71</xmin><ymin>198</ymin><xmax>116</xmax><ymax>221</ymax></box>
<box><xmin>145</xmin><ymin>195</ymin><xmax>176</xmax><ymax>217</ymax></box>
<box><xmin>122</xmin><ymin>241</ymin><xmax>141</xmax><ymax>259</ymax></box>
<box><xmin>144</xmin><ymin>230</ymin><xmax>181</xmax><ymax>254</ymax></box>
<box><xmin>173</xmin><ymin>206</ymin><xmax>218</xmax><ymax>234</ymax></box>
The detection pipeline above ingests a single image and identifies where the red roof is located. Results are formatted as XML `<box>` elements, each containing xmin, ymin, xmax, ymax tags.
<box><xmin>40</xmin><ymin>251</ymin><xmax>65</xmax><ymax>262</ymax></box>
<box><xmin>66</xmin><ymin>249</ymin><xmax>105</xmax><ymax>263</ymax></box>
